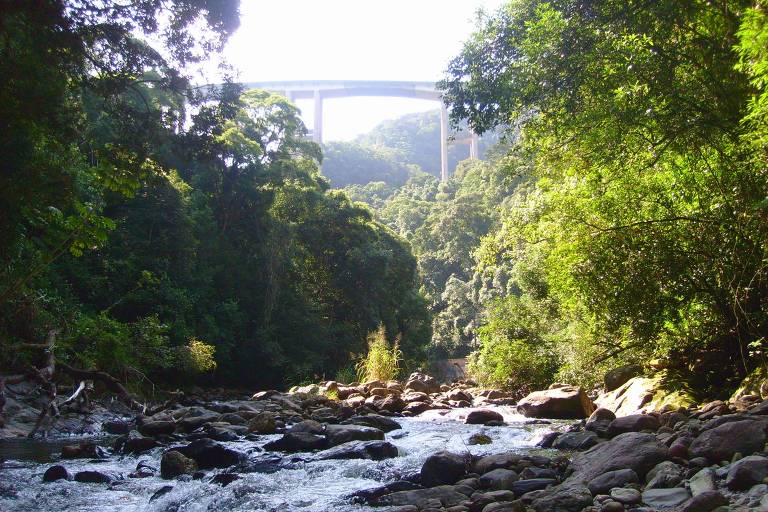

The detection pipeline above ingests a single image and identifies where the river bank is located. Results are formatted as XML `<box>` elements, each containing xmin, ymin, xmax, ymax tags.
<box><xmin>1</xmin><ymin>372</ymin><xmax>768</xmax><ymax>511</ymax></box>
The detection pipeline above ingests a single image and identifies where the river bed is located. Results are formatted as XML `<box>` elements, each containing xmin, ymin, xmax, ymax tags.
<box><xmin>0</xmin><ymin>407</ymin><xmax>565</xmax><ymax>512</ymax></box>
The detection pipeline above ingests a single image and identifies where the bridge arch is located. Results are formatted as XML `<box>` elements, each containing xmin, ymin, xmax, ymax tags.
<box><xmin>241</xmin><ymin>80</ymin><xmax>478</xmax><ymax>181</ymax></box>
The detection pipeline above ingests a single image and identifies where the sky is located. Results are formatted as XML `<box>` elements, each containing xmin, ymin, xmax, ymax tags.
<box><xmin>211</xmin><ymin>0</ymin><xmax>505</xmax><ymax>141</ymax></box>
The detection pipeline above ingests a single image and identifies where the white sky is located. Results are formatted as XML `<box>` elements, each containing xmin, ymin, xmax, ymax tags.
<box><xmin>211</xmin><ymin>0</ymin><xmax>504</xmax><ymax>141</ymax></box>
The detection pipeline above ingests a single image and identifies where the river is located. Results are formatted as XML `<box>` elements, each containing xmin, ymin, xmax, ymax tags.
<box><xmin>0</xmin><ymin>407</ymin><xmax>563</xmax><ymax>512</ymax></box>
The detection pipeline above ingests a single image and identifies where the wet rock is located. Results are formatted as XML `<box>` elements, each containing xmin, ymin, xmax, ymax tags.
<box><xmin>176</xmin><ymin>439</ymin><xmax>244</xmax><ymax>469</ymax></box>
<box><xmin>403</xmin><ymin>402</ymin><xmax>431</xmax><ymax>415</ymax></box>
<box><xmin>263</xmin><ymin>432</ymin><xmax>327</xmax><ymax>452</ymax></box>
<box><xmin>139</xmin><ymin>420</ymin><xmax>176</xmax><ymax>437</ymax></box>
<box><xmin>342</xmin><ymin>414</ymin><xmax>401</xmax><ymax>432</ymax></box>
<box><xmin>607</xmin><ymin>414</ymin><xmax>660</xmax><ymax>437</ymax></box>
<box><xmin>315</xmin><ymin>440</ymin><xmax>399</xmax><ymax>461</ymax></box>
<box><xmin>373</xmin><ymin>485</ymin><xmax>468</xmax><ymax>508</ymax></box>
<box><xmin>102</xmin><ymin>419</ymin><xmax>131</xmax><ymax>435</ymax></box>
<box><xmin>149</xmin><ymin>485</ymin><xmax>174</xmax><ymax>502</ymax></box>
<box><xmin>120</xmin><ymin>431</ymin><xmax>158</xmax><ymax>454</ymax></box>
<box><xmin>161</xmin><ymin>450</ymin><xmax>198</xmax><ymax>479</ymax></box>
<box><xmin>247</xmin><ymin>413</ymin><xmax>276</xmax><ymax>434</ymax></box>
<box><xmin>479</xmin><ymin>469</ymin><xmax>519</xmax><ymax>490</ymax></box>
<box><xmin>217</xmin><ymin>412</ymin><xmax>247</xmax><ymax>425</ymax></box>
<box><xmin>517</xmin><ymin>386</ymin><xmax>595</xmax><ymax>419</ymax></box>
<box><xmin>569</xmin><ymin>432</ymin><xmax>668</xmax><ymax>482</ymax></box>
<box><xmin>552</xmin><ymin>431</ymin><xmax>599</xmax><ymax>451</ymax></box>
<box><xmin>587</xmin><ymin>469</ymin><xmax>639</xmax><ymax>495</ymax></box>
<box><xmin>74</xmin><ymin>470</ymin><xmax>114</xmax><ymax>484</ymax></box>
<box><xmin>725</xmin><ymin>454</ymin><xmax>768</xmax><ymax>490</ymax></box>
<box><xmin>529</xmin><ymin>482</ymin><xmax>593</xmax><ymax>512</ymax></box>
<box><xmin>536</xmin><ymin>432</ymin><xmax>559</xmax><ymax>448</ymax></box>
<box><xmin>520</xmin><ymin>467</ymin><xmax>557</xmax><ymax>480</ymax></box>
<box><xmin>60</xmin><ymin>442</ymin><xmax>108</xmax><ymax>459</ymax></box>
<box><xmin>466</xmin><ymin>410</ymin><xmax>504</xmax><ymax>425</ymax></box>
<box><xmin>688</xmin><ymin>419</ymin><xmax>766</xmax><ymax>462</ymax></box>
<box><xmin>469</xmin><ymin>433</ymin><xmax>492</xmax><ymax>445</ymax></box>
<box><xmin>129</xmin><ymin>460</ymin><xmax>156</xmax><ymax>478</ymax></box>
<box><xmin>379</xmin><ymin>394</ymin><xmax>406</xmax><ymax>413</ymax></box>
<box><xmin>689</xmin><ymin>467</ymin><xmax>716</xmax><ymax>496</ymax></box>
<box><xmin>680</xmin><ymin>490</ymin><xmax>728</xmax><ymax>512</ymax></box>
<box><xmin>645</xmin><ymin>461</ymin><xmax>683</xmax><ymax>489</ymax></box>
<box><xmin>325</xmin><ymin>424</ymin><xmax>384</xmax><ymax>446</ymax></box>
<box><xmin>421</xmin><ymin>451</ymin><xmax>469</xmax><ymax>487</ymax></box>
<box><xmin>288</xmin><ymin>419</ymin><xmax>324</xmax><ymax>434</ymax></box>
<box><xmin>511</xmin><ymin>478</ymin><xmax>557</xmax><ymax>495</ymax></box>
<box><xmin>210</xmin><ymin>473</ymin><xmax>240</xmax><ymax>486</ymax></box>
<box><xmin>604</xmin><ymin>365</ymin><xmax>643</xmax><ymax>392</ymax></box>
<box><xmin>43</xmin><ymin>465</ymin><xmax>71</xmax><ymax>482</ymax></box>
<box><xmin>641</xmin><ymin>488</ymin><xmax>691</xmax><ymax>509</ymax></box>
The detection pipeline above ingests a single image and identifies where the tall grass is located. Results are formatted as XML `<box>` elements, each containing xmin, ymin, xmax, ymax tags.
<box><xmin>356</xmin><ymin>325</ymin><xmax>402</xmax><ymax>383</ymax></box>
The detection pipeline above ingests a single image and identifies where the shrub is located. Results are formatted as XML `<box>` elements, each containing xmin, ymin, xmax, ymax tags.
<box><xmin>178</xmin><ymin>338</ymin><xmax>217</xmax><ymax>374</ymax></box>
<box><xmin>356</xmin><ymin>325</ymin><xmax>402</xmax><ymax>383</ymax></box>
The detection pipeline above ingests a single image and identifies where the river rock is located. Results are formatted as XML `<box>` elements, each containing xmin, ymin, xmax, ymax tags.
<box><xmin>161</xmin><ymin>450</ymin><xmax>198</xmax><ymax>479</ymax></box>
<box><xmin>725</xmin><ymin>454</ymin><xmax>768</xmax><ymax>490</ymax></box>
<box><xmin>586</xmin><ymin>469</ymin><xmax>639</xmax><ymax>495</ymax></box>
<box><xmin>403</xmin><ymin>402</ymin><xmax>431</xmax><ymax>415</ymax></box>
<box><xmin>373</xmin><ymin>485</ymin><xmax>468</xmax><ymax>508</ymax></box>
<box><xmin>466</xmin><ymin>410</ymin><xmax>504</xmax><ymax>425</ymax></box>
<box><xmin>378</xmin><ymin>394</ymin><xmax>406</xmax><ymax>413</ymax></box>
<box><xmin>479</xmin><ymin>468</ymin><xmax>519</xmax><ymax>490</ymax></box>
<box><xmin>604</xmin><ymin>365</ymin><xmax>643</xmax><ymax>391</ymax></box>
<box><xmin>641</xmin><ymin>488</ymin><xmax>691</xmax><ymax>509</ymax></box>
<box><xmin>516</xmin><ymin>386</ymin><xmax>595</xmax><ymax>419</ymax></box>
<box><xmin>475</xmin><ymin>453</ymin><xmax>520</xmax><ymax>475</ymax></box>
<box><xmin>139</xmin><ymin>420</ymin><xmax>176</xmax><ymax>437</ymax></box>
<box><xmin>552</xmin><ymin>431</ymin><xmax>599</xmax><ymax>450</ymax></box>
<box><xmin>680</xmin><ymin>490</ymin><xmax>728</xmax><ymax>512</ymax></box>
<box><xmin>74</xmin><ymin>470</ymin><xmax>114</xmax><ymax>484</ymax></box>
<box><xmin>421</xmin><ymin>451</ymin><xmax>469</xmax><ymax>487</ymax></box>
<box><xmin>688</xmin><ymin>419</ymin><xmax>766</xmax><ymax>461</ymax></box>
<box><xmin>247</xmin><ymin>413</ymin><xmax>276</xmax><ymax>434</ymax></box>
<box><xmin>288</xmin><ymin>419</ymin><xmax>324</xmax><ymax>434</ymax></box>
<box><xmin>43</xmin><ymin>465</ymin><xmax>71</xmax><ymax>482</ymax></box>
<box><xmin>264</xmin><ymin>432</ymin><xmax>327</xmax><ymax>452</ymax></box>
<box><xmin>121</xmin><ymin>431</ymin><xmax>158</xmax><ymax>454</ymax></box>
<box><xmin>569</xmin><ymin>432</ymin><xmax>668</xmax><ymax>482</ymax></box>
<box><xmin>102</xmin><ymin>419</ymin><xmax>131</xmax><ymax>435</ymax></box>
<box><xmin>645</xmin><ymin>461</ymin><xmax>683</xmax><ymax>489</ymax></box>
<box><xmin>528</xmin><ymin>482</ymin><xmax>593</xmax><ymax>512</ymax></box>
<box><xmin>607</xmin><ymin>414</ymin><xmax>660</xmax><ymax>437</ymax></box>
<box><xmin>511</xmin><ymin>478</ymin><xmax>557</xmax><ymax>495</ymax></box>
<box><xmin>342</xmin><ymin>414</ymin><xmax>401</xmax><ymax>432</ymax></box>
<box><xmin>689</xmin><ymin>468</ymin><xmax>716</xmax><ymax>496</ymax></box>
<box><xmin>585</xmin><ymin>408</ymin><xmax>616</xmax><ymax>437</ymax></box>
<box><xmin>315</xmin><ymin>440</ymin><xmax>398</xmax><ymax>461</ymax></box>
<box><xmin>61</xmin><ymin>442</ymin><xmax>108</xmax><ymax>459</ymax></box>
<box><xmin>325</xmin><ymin>424</ymin><xmax>384</xmax><ymax>445</ymax></box>
<box><xmin>176</xmin><ymin>439</ymin><xmax>244</xmax><ymax>468</ymax></box>
<box><xmin>610</xmin><ymin>487</ymin><xmax>641</xmax><ymax>504</ymax></box>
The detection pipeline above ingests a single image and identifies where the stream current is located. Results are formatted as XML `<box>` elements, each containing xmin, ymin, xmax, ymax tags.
<box><xmin>0</xmin><ymin>407</ymin><xmax>562</xmax><ymax>512</ymax></box>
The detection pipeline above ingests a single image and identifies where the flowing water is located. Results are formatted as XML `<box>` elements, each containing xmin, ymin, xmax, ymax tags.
<box><xmin>0</xmin><ymin>407</ymin><xmax>565</xmax><ymax>512</ymax></box>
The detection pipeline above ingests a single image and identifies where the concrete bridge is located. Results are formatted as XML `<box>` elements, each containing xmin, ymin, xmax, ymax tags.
<box><xmin>241</xmin><ymin>80</ymin><xmax>479</xmax><ymax>181</ymax></box>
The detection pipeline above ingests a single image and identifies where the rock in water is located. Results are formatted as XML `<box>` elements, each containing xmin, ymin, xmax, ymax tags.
<box><xmin>74</xmin><ymin>470</ymin><xmax>114</xmax><ymax>484</ymax></box>
<box><xmin>176</xmin><ymin>439</ymin><xmax>244</xmax><ymax>469</ymax></box>
<box><xmin>314</xmin><ymin>440</ymin><xmax>399</xmax><ymax>461</ymax></box>
<box><xmin>466</xmin><ymin>409</ymin><xmax>504</xmax><ymax>425</ymax></box>
<box><xmin>263</xmin><ymin>432</ymin><xmax>327</xmax><ymax>452</ymax></box>
<box><xmin>421</xmin><ymin>451</ymin><xmax>468</xmax><ymax>487</ymax></box>
<box><xmin>516</xmin><ymin>386</ymin><xmax>595</xmax><ymax>419</ymax></box>
<box><xmin>161</xmin><ymin>450</ymin><xmax>198</xmax><ymax>479</ymax></box>
<box><xmin>43</xmin><ymin>465</ymin><xmax>71</xmax><ymax>482</ymax></box>
<box><xmin>248</xmin><ymin>413</ymin><xmax>276</xmax><ymax>434</ymax></box>
<box><xmin>342</xmin><ymin>414</ymin><xmax>401</xmax><ymax>432</ymax></box>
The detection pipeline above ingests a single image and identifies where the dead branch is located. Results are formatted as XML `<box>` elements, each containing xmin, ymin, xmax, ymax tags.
<box><xmin>58</xmin><ymin>362</ymin><xmax>145</xmax><ymax>412</ymax></box>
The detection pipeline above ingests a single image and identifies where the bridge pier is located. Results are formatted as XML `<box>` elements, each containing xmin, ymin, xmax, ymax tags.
<box><xmin>440</xmin><ymin>103</ymin><xmax>449</xmax><ymax>182</ymax></box>
<box><xmin>469</xmin><ymin>132</ymin><xmax>480</xmax><ymax>160</ymax></box>
<box><xmin>313</xmin><ymin>89</ymin><xmax>323</xmax><ymax>144</ymax></box>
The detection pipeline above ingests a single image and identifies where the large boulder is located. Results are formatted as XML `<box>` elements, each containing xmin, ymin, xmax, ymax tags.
<box><xmin>725</xmin><ymin>455</ymin><xmax>768</xmax><ymax>490</ymax></box>
<box><xmin>176</xmin><ymin>439</ymin><xmax>245</xmax><ymax>469</ymax></box>
<box><xmin>595</xmin><ymin>375</ymin><xmax>695</xmax><ymax>417</ymax></box>
<box><xmin>421</xmin><ymin>451</ymin><xmax>469</xmax><ymax>487</ymax></box>
<box><xmin>552</xmin><ymin>431</ymin><xmax>599</xmax><ymax>451</ymax></box>
<box><xmin>607</xmin><ymin>414</ymin><xmax>661</xmax><ymax>437</ymax></box>
<box><xmin>688</xmin><ymin>419</ymin><xmax>766</xmax><ymax>462</ymax></box>
<box><xmin>586</xmin><ymin>468</ymin><xmax>639</xmax><ymax>495</ymax></box>
<box><xmin>568</xmin><ymin>432</ymin><xmax>668</xmax><ymax>482</ymax></box>
<box><xmin>604</xmin><ymin>365</ymin><xmax>643</xmax><ymax>391</ymax></box>
<box><xmin>404</xmin><ymin>372</ymin><xmax>440</xmax><ymax>394</ymax></box>
<box><xmin>517</xmin><ymin>386</ymin><xmax>594</xmax><ymax>419</ymax></box>
<box><xmin>529</xmin><ymin>482</ymin><xmax>593</xmax><ymax>512</ymax></box>
<box><xmin>263</xmin><ymin>432</ymin><xmax>327</xmax><ymax>452</ymax></box>
<box><xmin>479</xmin><ymin>468</ymin><xmax>519</xmax><ymax>490</ymax></box>
<box><xmin>342</xmin><ymin>415</ymin><xmax>401</xmax><ymax>432</ymax></box>
<box><xmin>324</xmin><ymin>424</ymin><xmax>384</xmax><ymax>446</ymax></box>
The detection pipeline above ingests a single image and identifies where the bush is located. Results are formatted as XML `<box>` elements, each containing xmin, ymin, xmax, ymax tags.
<box><xmin>356</xmin><ymin>325</ymin><xmax>402</xmax><ymax>383</ymax></box>
<box><xmin>178</xmin><ymin>338</ymin><xmax>217</xmax><ymax>374</ymax></box>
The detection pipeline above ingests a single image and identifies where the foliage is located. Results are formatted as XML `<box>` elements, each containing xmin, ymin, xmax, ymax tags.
<box><xmin>356</xmin><ymin>325</ymin><xmax>403</xmax><ymax>383</ymax></box>
<box><xmin>321</xmin><ymin>141</ymin><xmax>418</xmax><ymax>188</ymax></box>
<box><xmin>179</xmin><ymin>339</ymin><xmax>217</xmax><ymax>374</ymax></box>
<box><xmin>438</xmin><ymin>0</ymin><xmax>768</xmax><ymax>394</ymax></box>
